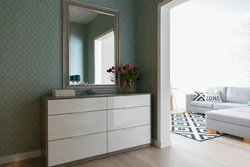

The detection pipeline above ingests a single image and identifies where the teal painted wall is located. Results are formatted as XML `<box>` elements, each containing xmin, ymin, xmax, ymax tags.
<box><xmin>0</xmin><ymin>0</ymin><xmax>166</xmax><ymax>157</ymax></box>
<box><xmin>135</xmin><ymin>0</ymin><xmax>164</xmax><ymax>139</ymax></box>
<box><xmin>0</xmin><ymin>0</ymin><xmax>136</xmax><ymax>157</ymax></box>
<box><xmin>69</xmin><ymin>22</ymin><xmax>88</xmax><ymax>83</ymax></box>
<box><xmin>0</xmin><ymin>0</ymin><xmax>62</xmax><ymax>157</ymax></box>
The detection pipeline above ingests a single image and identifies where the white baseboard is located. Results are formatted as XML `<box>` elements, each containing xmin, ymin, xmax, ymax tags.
<box><xmin>0</xmin><ymin>150</ymin><xmax>41</xmax><ymax>165</ymax></box>
<box><xmin>152</xmin><ymin>139</ymin><xmax>171</xmax><ymax>148</ymax></box>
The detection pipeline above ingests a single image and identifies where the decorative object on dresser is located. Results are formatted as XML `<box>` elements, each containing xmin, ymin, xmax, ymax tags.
<box><xmin>41</xmin><ymin>94</ymin><xmax>151</xmax><ymax>167</ymax></box>
<box><xmin>52</xmin><ymin>90</ymin><xmax>75</xmax><ymax>97</ymax></box>
<box><xmin>117</xmin><ymin>64</ymin><xmax>139</xmax><ymax>92</ymax></box>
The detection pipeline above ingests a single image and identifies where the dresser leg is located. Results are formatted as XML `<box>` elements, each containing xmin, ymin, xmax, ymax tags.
<box><xmin>186</xmin><ymin>110</ymin><xmax>192</xmax><ymax>114</ymax></box>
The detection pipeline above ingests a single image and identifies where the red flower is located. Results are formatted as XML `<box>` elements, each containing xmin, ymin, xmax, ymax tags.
<box><xmin>118</xmin><ymin>67</ymin><xmax>123</xmax><ymax>72</ymax></box>
<box><xmin>126</xmin><ymin>64</ymin><xmax>131</xmax><ymax>68</ymax></box>
<box><xmin>133</xmin><ymin>67</ymin><xmax>139</xmax><ymax>73</ymax></box>
<box><xmin>107</xmin><ymin>68</ymin><xmax>112</xmax><ymax>73</ymax></box>
<box><xmin>123</xmin><ymin>64</ymin><xmax>131</xmax><ymax>70</ymax></box>
<box><xmin>112</xmin><ymin>66</ymin><xmax>115</xmax><ymax>70</ymax></box>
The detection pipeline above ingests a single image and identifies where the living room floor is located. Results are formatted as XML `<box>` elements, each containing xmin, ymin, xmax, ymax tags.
<box><xmin>3</xmin><ymin>133</ymin><xmax>250</xmax><ymax>167</ymax></box>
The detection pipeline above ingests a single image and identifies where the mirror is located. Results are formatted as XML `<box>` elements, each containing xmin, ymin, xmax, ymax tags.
<box><xmin>63</xmin><ymin>0</ymin><xmax>119</xmax><ymax>90</ymax></box>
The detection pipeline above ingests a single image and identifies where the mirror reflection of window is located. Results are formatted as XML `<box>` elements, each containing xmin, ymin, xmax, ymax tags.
<box><xmin>94</xmin><ymin>30</ymin><xmax>115</xmax><ymax>84</ymax></box>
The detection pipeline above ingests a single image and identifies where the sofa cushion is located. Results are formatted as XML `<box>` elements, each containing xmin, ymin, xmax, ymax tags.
<box><xmin>226</xmin><ymin>87</ymin><xmax>250</xmax><ymax>104</ymax></box>
<box><xmin>204</xmin><ymin>90</ymin><xmax>222</xmax><ymax>102</ymax></box>
<box><xmin>193</xmin><ymin>91</ymin><xmax>206</xmax><ymax>101</ymax></box>
<box><xmin>213</xmin><ymin>102</ymin><xmax>246</xmax><ymax>110</ymax></box>
<box><xmin>206</xmin><ymin>107</ymin><xmax>250</xmax><ymax>127</ymax></box>
<box><xmin>208</xmin><ymin>87</ymin><xmax>227</xmax><ymax>102</ymax></box>
<box><xmin>191</xmin><ymin>101</ymin><xmax>215</xmax><ymax>109</ymax></box>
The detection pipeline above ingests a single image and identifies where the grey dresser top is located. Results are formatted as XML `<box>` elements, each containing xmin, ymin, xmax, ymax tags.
<box><xmin>42</xmin><ymin>93</ymin><xmax>151</xmax><ymax>100</ymax></box>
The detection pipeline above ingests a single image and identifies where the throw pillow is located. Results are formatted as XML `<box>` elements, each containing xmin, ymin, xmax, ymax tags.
<box><xmin>193</xmin><ymin>91</ymin><xmax>206</xmax><ymax>101</ymax></box>
<box><xmin>204</xmin><ymin>90</ymin><xmax>222</xmax><ymax>102</ymax></box>
<box><xmin>248</xmin><ymin>101</ymin><xmax>250</xmax><ymax>106</ymax></box>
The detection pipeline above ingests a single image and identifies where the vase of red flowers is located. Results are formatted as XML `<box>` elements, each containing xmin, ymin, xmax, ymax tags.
<box><xmin>106</xmin><ymin>66</ymin><xmax>115</xmax><ymax>82</ymax></box>
<box><xmin>118</xmin><ymin>64</ymin><xmax>139</xmax><ymax>92</ymax></box>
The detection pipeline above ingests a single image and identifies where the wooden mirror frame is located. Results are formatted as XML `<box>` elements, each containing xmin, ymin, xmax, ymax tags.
<box><xmin>63</xmin><ymin>0</ymin><xmax>120</xmax><ymax>90</ymax></box>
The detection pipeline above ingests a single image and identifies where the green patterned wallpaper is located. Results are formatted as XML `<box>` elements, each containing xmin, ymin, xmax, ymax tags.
<box><xmin>69</xmin><ymin>22</ymin><xmax>87</xmax><ymax>83</ymax></box>
<box><xmin>136</xmin><ymin>0</ymin><xmax>164</xmax><ymax>139</ymax></box>
<box><xmin>0</xmin><ymin>0</ymin><xmax>136</xmax><ymax>157</ymax></box>
<box><xmin>0</xmin><ymin>0</ymin><xmax>167</xmax><ymax>157</ymax></box>
<box><xmin>0</xmin><ymin>0</ymin><xmax>62</xmax><ymax>157</ymax></box>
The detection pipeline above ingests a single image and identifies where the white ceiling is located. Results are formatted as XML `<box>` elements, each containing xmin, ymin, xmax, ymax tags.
<box><xmin>69</xmin><ymin>6</ymin><xmax>99</xmax><ymax>24</ymax></box>
<box><xmin>172</xmin><ymin>0</ymin><xmax>250</xmax><ymax>19</ymax></box>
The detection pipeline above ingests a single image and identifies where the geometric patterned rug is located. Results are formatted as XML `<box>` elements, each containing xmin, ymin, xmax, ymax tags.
<box><xmin>171</xmin><ymin>112</ymin><xmax>224</xmax><ymax>142</ymax></box>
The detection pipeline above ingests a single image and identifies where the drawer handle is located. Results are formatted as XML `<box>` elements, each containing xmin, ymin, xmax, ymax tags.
<box><xmin>123</xmin><ymin>127</ymin><xmax>136</xmax><ymax>131</ymax></box>
<box><xmin>71</xmin><ymin>134</ymin><xmax>89</xmax><ymax>139</ymax></box>
<box><xmin>70</xmin><ymin>111</ymin><xmax>89</xmax><ymax>114</ymax></box>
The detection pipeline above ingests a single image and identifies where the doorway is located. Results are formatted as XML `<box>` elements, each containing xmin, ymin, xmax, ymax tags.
<box><xmin>158</xmin><ymin>0</ymin><xmax>250</xmax><ymax>147</ymax></box>
<box><xmin>157</xmin><ymin>0</ymin><xmax>189</xmax><ymax>148</ymax></box>
<box><xmin>94</xmin><ymin>30</ymin><xmax>115</xmax><ymax>84</ymax></box>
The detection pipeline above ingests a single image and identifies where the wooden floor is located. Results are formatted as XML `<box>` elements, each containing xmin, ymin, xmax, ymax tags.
<box><xmin>3</xmin><ymin>133</ymin><xmax>250</xmax><ymax>167</ymax></box>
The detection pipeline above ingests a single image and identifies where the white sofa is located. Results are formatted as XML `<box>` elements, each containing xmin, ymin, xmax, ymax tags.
<box><xmin>186</xmin><ymin>87</ymin><xmax>249</xmax><ymax>114</ymax></box>
<box><xmin>186</xmin><ymin>87</ymin><xmax>250</xmax><ymax>142</ymax></box>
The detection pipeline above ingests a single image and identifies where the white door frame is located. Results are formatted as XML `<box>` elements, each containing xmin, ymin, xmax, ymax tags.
<box><xmin>156</xmin><ymin>0</ymin><xmax>189</xmax><ymax>148</ymax></box>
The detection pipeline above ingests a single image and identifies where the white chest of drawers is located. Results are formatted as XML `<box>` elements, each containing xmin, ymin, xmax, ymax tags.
<box><xmin>41</xmin><ymin>94</ymin><xmax>151</xmax><ymax>167</ymax></box>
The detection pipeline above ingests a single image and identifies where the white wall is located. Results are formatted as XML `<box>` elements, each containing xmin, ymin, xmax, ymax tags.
<box><xmin>170</xmin><ymin>4</ymin><xmax>250</xmax><ymax>109</ymax></box>
<box><xmin>224</xmin><ymin>18</ymin><xmax>250</xmax><ymax>86</ymax></box>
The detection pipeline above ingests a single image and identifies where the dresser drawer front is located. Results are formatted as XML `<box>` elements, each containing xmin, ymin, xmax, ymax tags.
<box><xmin>48</xmin><ymin>111</ymin><xmax>107</xmax><ymax>141</ymax></box>
<box><xmin>108</xmin><ymin>125</ymin><xmax>150</xmax><ymax>152</ymax></box>
<box><xmin>48</xmin><ymin>132</ymin><xmax>107</xmax><ymax>167</ymax></box>
<box><xmin>107</xmin><ymin>95</ymin><xmax>150</xmax><ymax>109</ymax></box>
<box><xmin>108</xmin><ymin>106</ymin><xmax>150</xmax><ymax>131</ymax></box>
<box><xmin>48</xmin><ymin>97</ymin><xmax>106</xmax><ymax>115</ymax></box>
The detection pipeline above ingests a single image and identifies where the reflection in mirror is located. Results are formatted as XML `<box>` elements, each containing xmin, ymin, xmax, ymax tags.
<box><xmin>94</xmin><ymin>30</ymin><xmax>115</xmax><ymax>84</ymax></box>
<box><xmin>68</xmin><ymin>5</ymin><xmax>115</xmax><ymax>86</ymax></box>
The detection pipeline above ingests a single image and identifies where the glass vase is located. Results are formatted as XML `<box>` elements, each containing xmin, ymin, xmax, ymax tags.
<box><xmin>123</xmin><ymin>80</ymin><xmax>133</xmax><ymax>92</ymax></box>
<box><xmin>110</xmin><ymin>73</ymin><xmax>115</xmax><ymax>82</ymax></box>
